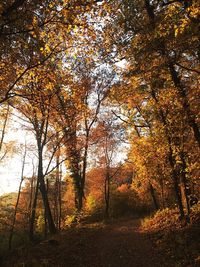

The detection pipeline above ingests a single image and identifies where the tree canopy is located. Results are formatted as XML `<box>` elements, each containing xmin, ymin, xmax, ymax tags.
<box><xmin>0</xmin><ymin>1</ymin><xmax>199</xmax><ymax>263</ymax></box>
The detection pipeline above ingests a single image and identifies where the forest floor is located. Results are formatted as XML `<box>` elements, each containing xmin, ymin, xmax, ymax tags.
<box><xmin>2</xmin><ymin>217</ymin><xmax>200</xmax><ymax>267</ymax></box>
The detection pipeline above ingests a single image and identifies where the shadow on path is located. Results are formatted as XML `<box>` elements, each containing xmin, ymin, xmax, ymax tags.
<box><xmin>3</xmin><ymin>218</ymin><xmax>176</xmax><ymax>267</ymax></box>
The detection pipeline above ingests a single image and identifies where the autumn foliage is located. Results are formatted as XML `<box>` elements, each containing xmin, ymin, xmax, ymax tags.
<box><xmin>0</xmin><ymin>1</ymin><xmax>199</xmax><ymax>264</ymax></box>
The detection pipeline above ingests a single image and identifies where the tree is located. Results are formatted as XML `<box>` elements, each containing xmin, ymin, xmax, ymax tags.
<box><xmin>0</xmin><ymin>0</ymin><xmax>100</xmax><ymax>104</ymax></box>
<box><xmin>92</xmin><ymin>117</ymin><xmax>123</xmax><ymax>218</ymax></box>
<box><xmin>104</xmin><ymin>0</ymin><xmax>200</xmax><ymax>219</ymax></box>
<box><xmin>15</xmin><ymin>69</ymin><xmax>67</xmax><ymax>239</ymax></box>
<box><xmin>54</xmin><ymin>58</ymin><xmax>114</xmax><ymax>212</ymax></box>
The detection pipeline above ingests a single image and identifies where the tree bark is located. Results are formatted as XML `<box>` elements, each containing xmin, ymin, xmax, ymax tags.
<box><xmin>80</xmin><ymin>132</ymin><xmax>89</xmax><ymax>205</ymax></box>
<box><xmin>38</xmin><ymin>150</ymin><xmax>56</xmax><ymax>234</ymax></box>
<box><xmin>144</xmin><ymin>0</ymin><xmax>200</xmax><ymax>146</ymax></box>
<box><xmin>149</xmin><ymin>182</ymin><xmax>159</xmax><ymax>210</ymax></box>
<box><xmin>0</xmin><ymin>104</ymin><xmax>9</xmax><ymax>153</ymax></box>
<box><xmin>150</xmin><ymin>88</ymin><xmax>185</xmax><ymax>219</ymax></box>
<box><xmin>179</xmin><ymin>152</ymin><xmax>191</xmax><ymax>216</ymax></box>
<box><xmin>104</xmin><ymin>169</ymin><xmax>110</xmax><ymax>219</ymax></box>
<box><xmin>168</xmin><ymin>149</ymin><xmax>185</xmax><ymax>219</ymax></box>
<box><xmin>29</xmin><ymin>175</ymin><xmax>39</xmax><ymax>241</ymax></box>
<box><xmin>168</xmin><ymin>63</ymin><xmax>200</xmax><ymax>147</ymax></box>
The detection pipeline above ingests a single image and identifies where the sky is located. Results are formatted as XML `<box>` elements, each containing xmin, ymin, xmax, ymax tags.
<box><xmin>0</xmin><ymin>157</ymin><xmax>24</xmax><ymax>195</ymax></box>
<box><xmin>0</xmin><ymin>118</ymin><xmax>35</xmax><ymax>195</ymax></box>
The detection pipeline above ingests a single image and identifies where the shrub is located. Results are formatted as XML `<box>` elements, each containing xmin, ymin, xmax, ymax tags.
<box><xmin>190</xmin><ymin>202</ymin><xmax>200</xmax><ymax>225</ymax></box>
<box><xmin>141</xmin><ymin>208</ymin><xmax>180</xmax><ymax>232</ymax></box>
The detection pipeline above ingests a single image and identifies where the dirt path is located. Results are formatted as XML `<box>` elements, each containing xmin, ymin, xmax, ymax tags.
<box><xmin>3</xmin><ymin>218</ymin><xmax>176</xmax><ymax>267</ymax></box>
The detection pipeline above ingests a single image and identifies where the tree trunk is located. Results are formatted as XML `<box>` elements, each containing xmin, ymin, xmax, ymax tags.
<box><xmin>144</xmin><ymin>0</ymin><xmax>200</xmax><ymax>147</ymax></box>
<box><xmin>150</xmin><ymin>88</ymin><xmax>185</xmax><ymax>219</ymax></box>
<box><xmin>72</xmin><ymin>170</ymin><xmax>83</xmax><ymax>212</ymax></box>
<box><xmin>58</xmin><ymin>165</ymin><xmax>62</xmax><ymax>230</ymax></box>
<box><xmin>179</xmin><ymin>152</ymin><xmax>191</xmax><ymax>216</ymax></box>
<box><xmin>168</xmin><ymin>63</ymin><xmax>200</xmax><ymax>147</ymax></box>
<box><xmin>168</xmin><ymin>150</ymin><xmax>185</xmax><ymax>219</ymax></box>
<box><xmin>28</xmin><ymin>174</ymin><xmax>34</xmax><ymax>223</ymax></box>
<box><xmin>80</xmin><ymin>133</ymin><xmax>89</xmax><ymax>208</ymax></box>
<box><xmin>37</xmin><ymin>149</ymin><xmax>56</xmax><ymax>234</ymax></box>
<box><xmin>104</xmin><ymin>170</ymin><xmax>110</xmax><ymax>219</ymax></box>
<box><xmin>39</xmin><ymin>171</ymin><xmax>56</xmax><ymax>234</ymax></box>
<box><xmin>53</xmin><ymin>134</ymin><xmax>62</xmax><ymax>229</ymax></box>
<box><xmin>54</xmin><ymin>174</ymin><xmax>58</xmax><ymax>227</ymax></box>
<box><xmin>29</xmin><ymin>175</ymin><xmax>39</xmax><ymax>241</ymax></box>
<box><xmin>159</xmin><ymin>175</ymin><xmax>165</xmax><ymax>208</ymax></box>
<box><xmin>0</xmin><ymin>104</ymin><xmax>9</xmax><ymax>153</ymax></box>
<box><xmin>149</xmin><ymin>182</ymin><xmax>159</xmax><ymax>210</ymax></box>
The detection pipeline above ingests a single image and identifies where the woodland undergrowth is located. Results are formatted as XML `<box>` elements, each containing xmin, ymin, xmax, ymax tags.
<box><xmin>141</xmin><ymin>203</ymin><xmax>200</xmax><ymax>267</ymax></box>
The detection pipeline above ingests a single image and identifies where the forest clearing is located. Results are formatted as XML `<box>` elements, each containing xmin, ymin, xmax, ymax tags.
<box><xmin>0</xmin><ymin>0</ymin><xmax>200</xmax><ymax>266</ymax></box>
